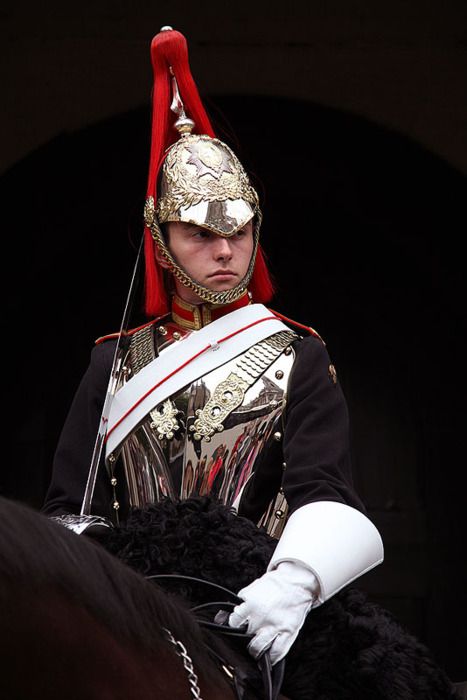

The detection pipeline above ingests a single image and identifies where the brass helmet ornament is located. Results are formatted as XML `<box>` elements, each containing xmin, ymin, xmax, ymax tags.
<box><xmin>156</xmin><ymin>135</ymin><xmax>259</xmax><ymax>236</ymax></box>
<box><xmin>143</xmin><ymin>27</ymin><xmax>264</xmax><ymax>310</ymax></box>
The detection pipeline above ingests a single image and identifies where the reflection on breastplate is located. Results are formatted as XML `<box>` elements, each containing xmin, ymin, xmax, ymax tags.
<box><xmin>113</xmin><ymin>326</ymin><xmax>297</xmax><ymax>537</ymax></box>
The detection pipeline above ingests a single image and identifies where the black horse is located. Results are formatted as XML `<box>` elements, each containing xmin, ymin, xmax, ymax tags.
<box><xmin>0</xmin><ymin>496</ymin><xmax>269</xmax><ymax>700</ymax></box>
<box><xmin>102</xmin><ymin>496</ymin><xmax>462</xmax><ymax>700</ymax></box>
<box><xmin>0</xmin><ymin>495</ymin><xmax>460</xmax><ymax>700</ymax></box>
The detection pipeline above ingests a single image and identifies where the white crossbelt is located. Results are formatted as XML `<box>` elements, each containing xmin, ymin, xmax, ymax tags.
<box><xmin>105</xmin><ymin>304</ymin><xmax>289</xmax><ymax>457</ymax></box>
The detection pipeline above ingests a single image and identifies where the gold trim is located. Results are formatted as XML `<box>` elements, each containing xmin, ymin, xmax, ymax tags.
<box><xmin>171</xmin><ymin>310</ymin><xmax>198</xmax><ymax>330</ymax></box>
<box><xmin>202</xmin><ymin>305</ymin><xmax>212</xmax><ymax>327</ymax></box>
<box><xmin>173</xmin><ymin>295</ymin><xmax>198</xmax><ymax>312</ymax></box>
<box><xmin>171</xmin><ymin>294</ymin><xmax>253</xmax><ymax>330</ymax></box>
<box><xmin>171</xmin><ymin>296</ymin><xmax>203</xmax><ymax>330</ymax></box>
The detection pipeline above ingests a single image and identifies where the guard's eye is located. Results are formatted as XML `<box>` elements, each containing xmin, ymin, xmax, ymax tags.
<box><xmin>234</xmin><ymin>228</ymin><xmax>249</xmax><ymax>238</ymax></box>
<box><xmin>192</xmin><ymin>228</ymin><xmax>211</xmax><ymax>239</ymax></box>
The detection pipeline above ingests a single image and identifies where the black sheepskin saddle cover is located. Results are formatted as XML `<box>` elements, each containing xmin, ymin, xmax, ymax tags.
<box><xmin>102</xmin><ymin>497</ymin><xmax>459</xmax><ymax>700</ymax></box>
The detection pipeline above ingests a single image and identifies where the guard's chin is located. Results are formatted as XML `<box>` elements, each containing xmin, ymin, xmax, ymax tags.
<box><xmin>210</xmin><ymin>282</ymin><xmax>237</xmax><ymax>292</ymax></box>
<box><xmin>201</xmin><ymin>278</ymin><xmax>238</xmax><ymax>293</ymax></box>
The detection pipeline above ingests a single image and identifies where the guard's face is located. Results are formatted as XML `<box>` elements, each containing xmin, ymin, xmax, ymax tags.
<box><xmin>157</xmin><ymin>220</ymin><xmax>254</xmax><ymax>304</ymax></box>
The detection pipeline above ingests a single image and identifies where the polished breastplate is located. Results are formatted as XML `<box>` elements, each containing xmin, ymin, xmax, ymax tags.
<box><xmin>111</xmin><ymin>319</ymin><xmax>298</xmax><ymax>537</ymax></box>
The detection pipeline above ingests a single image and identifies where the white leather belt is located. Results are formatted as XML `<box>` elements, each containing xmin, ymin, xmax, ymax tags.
<box><xmin>105</xmin><ymin>304</ymin><xmax>289</xmax><ymax>457</ymax></box>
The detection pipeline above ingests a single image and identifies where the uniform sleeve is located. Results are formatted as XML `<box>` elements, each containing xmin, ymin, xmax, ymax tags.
<box><xmin>42</xmin><ymin>342</ymin><xmax>116</xmax><ymax>518</ymax></box>
<box><xmin>282</xmin><ymin>336</ymin><xmax>365</xmax><ymax>515</ymax></box>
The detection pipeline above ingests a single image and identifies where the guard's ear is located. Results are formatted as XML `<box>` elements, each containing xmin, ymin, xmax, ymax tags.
<box><xmin>155</xmin><ymin>245</ymin><xmax>171</xmax><ymax>270</ymax></box>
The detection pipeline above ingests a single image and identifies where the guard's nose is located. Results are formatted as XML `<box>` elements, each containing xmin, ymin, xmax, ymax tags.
<box><xmin>213</xmin><ymin>237</ymin><xmax>233</xmax><ymax>260</ymax></box>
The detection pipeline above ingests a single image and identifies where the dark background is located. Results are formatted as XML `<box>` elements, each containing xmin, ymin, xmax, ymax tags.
<box><xmin>2</xmin><ymin>1</ymin><xmax>466</xmax><ymax>681</ymax></box>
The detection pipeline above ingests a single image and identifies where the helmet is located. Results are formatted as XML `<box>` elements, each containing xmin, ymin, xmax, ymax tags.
<box><xmin>157</xmin><ymin>134</ymin><xmax>258</xmax><ymax>236</ymax></box>
<box><xmin>143</xmin><ymin>28</ymin><xmax>272</xmax><ymax>315</ymax></box>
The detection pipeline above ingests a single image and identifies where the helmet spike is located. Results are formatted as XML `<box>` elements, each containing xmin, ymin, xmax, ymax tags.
<box><xmin>170</xmin><ymin>72</ymin><xmax>195</xmax><ymax>137</ymax></box>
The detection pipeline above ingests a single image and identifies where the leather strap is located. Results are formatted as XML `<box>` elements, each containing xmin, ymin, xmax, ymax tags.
<box><xmin>147</xmin><ymin>574</ymin><xmax>285</xmax><ymax>700</ymax></box>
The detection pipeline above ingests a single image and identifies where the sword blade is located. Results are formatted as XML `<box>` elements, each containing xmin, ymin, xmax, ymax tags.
<box><xmin>80</xmin><ymin>233</ymin><xmax>144</xmax><ymax>516</ymax></box>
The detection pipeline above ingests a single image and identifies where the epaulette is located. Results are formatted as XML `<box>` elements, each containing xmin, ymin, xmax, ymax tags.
<box><xmin>95</xmin><ymin>316</ymin><xmax>165</xmax><ymax>345</ymax></box>
<box><xmin>268</xmin><ymin>308</ymin><xmax>325</xmax><ymax>344</ymax></box>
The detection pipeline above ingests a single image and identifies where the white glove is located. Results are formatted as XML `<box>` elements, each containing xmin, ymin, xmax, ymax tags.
<box><xmin>228</xmin><ymin>560</ymin><xmax>319</xmax><ymax>665</ymax></box>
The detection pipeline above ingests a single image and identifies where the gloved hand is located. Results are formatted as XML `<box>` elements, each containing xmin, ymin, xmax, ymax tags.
<box><xmin>228</xmin><ymin>560</ymin><xmax>319</xmax><ymax>665</ymax></box>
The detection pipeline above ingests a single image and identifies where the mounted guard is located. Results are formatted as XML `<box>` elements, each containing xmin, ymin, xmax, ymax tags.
<box><xmin>44</xmin><ymin>26</ymin><xmax>383</xmax><ymax>670</ymax></box>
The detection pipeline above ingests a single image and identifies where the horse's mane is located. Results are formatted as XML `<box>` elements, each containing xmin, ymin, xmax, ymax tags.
<box><xmin>0</xmin><ymin>497</ymin><xmax>221</xmax><ymax>671</ymax></box>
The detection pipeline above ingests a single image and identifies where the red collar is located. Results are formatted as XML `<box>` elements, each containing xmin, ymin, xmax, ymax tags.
<box><xmin>171</xmin><ymin>292</ymin><xmax>252</xmax><ymax>330</ymax></box>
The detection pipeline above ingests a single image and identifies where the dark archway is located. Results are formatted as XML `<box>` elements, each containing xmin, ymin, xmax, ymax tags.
<box><xmin>2</xmin><ymin>95</ymin><xmax>466</xmax><ymax>679</ymax></box>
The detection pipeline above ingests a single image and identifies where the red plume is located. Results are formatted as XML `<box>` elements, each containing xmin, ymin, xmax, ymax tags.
<box><xmin>249</xmin><ymin>245</ymin><xmax>275</xmax><ymax>303</ymax></box>
<box><xmin>143</xmin><ymin>29</ymin><xmax>274</xmax><ymax>317</ymax></box>
<box><xmin>145</xmin><ymin>29</ymin><xmax>215</xmax><ymax>202</ymax></box>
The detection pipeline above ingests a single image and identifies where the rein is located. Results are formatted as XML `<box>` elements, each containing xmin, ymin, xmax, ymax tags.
<box><xmin>147</xmin><ymin>574</ymin><xmax>285</xmax><ymax>700</ymax></box>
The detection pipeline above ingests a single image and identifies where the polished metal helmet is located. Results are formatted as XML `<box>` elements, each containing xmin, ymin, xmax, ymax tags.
<box><xmin>157</xmin><ymin>134</ymin><xmax>259</xmax><ymax>236</ymax></box>
<box><xmin>144</xmin><ymin>133</ymin><xmax>262</xmax><ymax>305</ymax></box>
<box><xmin>143</xmin><ymin>36</ymin><xmax>262</xmax><ymax>306</ymax></box>
<box><xmin>142</xmin><ymin>27</ymin><xmax>272</xmax><ymax>310</ymax></box>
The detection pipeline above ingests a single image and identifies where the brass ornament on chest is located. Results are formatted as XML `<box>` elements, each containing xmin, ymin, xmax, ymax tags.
<box><xmin>189</xmin><ymin>331</ymin><xmax>297</xmax><ymax>441</ymax></box>
<box><xmin>150</xmin><ymin>400</ymin><xmax>183</xmax><ymax>440</ymax></box>
<box><xmin>190</xmin><ymin>373</ymin><xmax>248</xmax><ymax>441</ymax></box>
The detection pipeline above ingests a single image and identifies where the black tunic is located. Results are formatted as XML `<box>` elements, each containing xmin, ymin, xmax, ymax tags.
<box><xmin>43</xmin><ymin>332</ymin><xmax>366</xmax><ymax>522</ymax></box>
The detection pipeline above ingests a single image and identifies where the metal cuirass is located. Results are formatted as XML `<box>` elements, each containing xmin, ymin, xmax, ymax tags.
<box><xmin>108</xmin><ymin>318</ymin><xmax>298</xmax><ymax>537</ymax></box>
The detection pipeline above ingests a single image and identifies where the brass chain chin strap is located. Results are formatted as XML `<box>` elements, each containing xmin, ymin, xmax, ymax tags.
<box><xmin>163</xmin><ymin>627</ymin><xmax>204</xmax><ymax>700</ymax></box>
<box><xmin>144</xmin><ymin>196</ymin><xmax>262</xmax><ymax>306</ymax></box>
